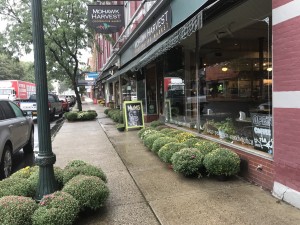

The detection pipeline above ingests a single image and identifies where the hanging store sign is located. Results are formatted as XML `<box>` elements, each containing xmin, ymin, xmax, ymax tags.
<box><xmin>133</xmin><ymin>7</ymin><xmax>172</xmax><ymax>54</ymax></box>
<box><xmin>88</xmin><ymin>5</ymin><xmax>124</xmax><ymax>34</ymax></box>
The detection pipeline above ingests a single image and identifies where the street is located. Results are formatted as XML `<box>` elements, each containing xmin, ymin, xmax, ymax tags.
<box><xmin>11</xmin><ymin>116</ymin><xmax>64</xmax><ymax>174</ymax></box>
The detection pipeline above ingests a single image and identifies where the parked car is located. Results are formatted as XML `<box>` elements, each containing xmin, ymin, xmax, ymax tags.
<box><xmin>0</xmin><ymin>99</ymin><xmax>34</xmax><ymax>179</ymax></box>
<box><xmin>58</xmin><ymin>95</ymin><xmax>70</xmax><ymax>112</ymax></box>
<box><xmin>19</xmin><ymin>93</ymin><xmax>63</xmax><ymax>121</ymax></box>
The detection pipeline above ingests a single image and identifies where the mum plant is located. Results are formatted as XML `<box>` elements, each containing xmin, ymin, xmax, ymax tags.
<box><xmin>63</xmin><ymin>162</ymin><xmax>107</xmax><ymax>184</ymax></box>
<box><xmin>0</xmin><ymin>196</ymin><xmax>38</xmax><ymax>225</ymax></box>
<box><xmin>158</xmin><ymin>142</ymin><xmax>188</xmax><ymax>163</ymax></box>
<box><xmin>150</xmin><ymin>120</ymin><xmax>165</xmax><ymax>128</ymax></box>
<box><xmin>175</xmin><ymin>132</ymin><xmax>196</xmax><ymax>143</ymax></box>
<box><xmin>64</xmin><ymin>110</ymin><xmax>98</xmax><ymax>121</ymax></box>
<box><xmin>0</xmin><ymin>178</ymin><xmax>32</xmax><ymax>198</ymax></box>
<box><xmin>62</xmin><ymin>175</ymin><xmax>109</xmax><ymax>211</ymax></box>
<box><xmin>183</xmin><ymin>138</ymin><xmax>201</xmax><ymax>148</ymax></box>
<box><xmin>195</xmin><ymin>140</ymin><xmax>220</xmax><ymax>156</ymax></box>
<box><xmin>143</xmin><ymin>132</ymin><xmax>165</xmax><ymax>149</ymax></box>
<box><xmin>203</xmin><ymin>148</ymin><xmax>240</xmax><ymax>177</ymax></box>
<box><xmin>159</xmin><ymin>128</ymin><xmax>176</xmax><ymax>135</ymax></box>
<box><xmin>151</xmin><ymin>137</ymin><xmax>178</xmax><ymax>153</ymax></box>
<box><xmin>171</xmin><ymin>148</ymin><xmax>204</xmax><ymax>176</ymax></box>
<box><xmin>32</xmin><ymin>191</ymin><xmax>79</xmax><ymax>225</ymax></box>
<box><xmin>140</xmin><ymin>129</ymin><xmax>158</xmax><ymax>140</ymax></box>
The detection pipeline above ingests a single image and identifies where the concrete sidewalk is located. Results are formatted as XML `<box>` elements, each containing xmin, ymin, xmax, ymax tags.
<box><xmin>52</xmin><ymin>99</ymin><xmax>300</xmax><ymax>225</ymax></box>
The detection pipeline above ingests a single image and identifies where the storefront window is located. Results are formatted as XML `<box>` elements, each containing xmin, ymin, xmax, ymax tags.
<box><xmin>163</xmin><ymin>19</ymin><xmax>272</xmax><ymax>155</ymax></box>
<box><xmin>199</xmin><ymin>20</ymin><xmax>273</xmax><ymax>154</ymax></box>
<box><xmin>136</xmin><ymin>71</ymin><xmax>146</xmax><ymax>113</ymax></box>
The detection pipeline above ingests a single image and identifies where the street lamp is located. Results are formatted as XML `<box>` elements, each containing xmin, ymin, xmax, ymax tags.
<box><xmin>31</xmin><ymin>0</ymin><xmax>58</xmax><ymax>201</ymax></box>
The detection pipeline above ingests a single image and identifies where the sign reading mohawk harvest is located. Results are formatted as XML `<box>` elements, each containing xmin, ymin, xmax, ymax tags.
<box><xmin>88</xmin><ymin>5</ymin><xmax>124</xmax><ymax>34</ymax></box>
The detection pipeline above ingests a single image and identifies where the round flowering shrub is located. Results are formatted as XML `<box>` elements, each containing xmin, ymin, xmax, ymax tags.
<box><xmin>203</xmin><ymin>148</ymin><xmax>240</xmax><ymax>177</ymax></box>
<box><xmin>167</xmin><ymin>130</ymin><xmax>184</xmax><ymax>137</ymax></box>
<box><xmin>159</xmin><ymin>128</ymin><xmax>175</xmax><ymax>135</ymax></box>
<box><xmin>0</xmin><ymin>196</ymin><xmax>38</xmax><ymax>225</ymax></box>
<box><xmin>150</xmin><ymin>120</ymin><xmax>165</xmax><ymax>128</ymax></box>
<box><xmin>62</xmin><ymin>175</ymin><xmax>109</xmax><ymax>211</ymax></box>
<box><xmin>137</xmin><ymin>127</ymin><xmax>153</xmax><ymax>139</ymax></box>
<box><xmin>32</xmin><ymin>191</ymin><xmax>79</xmax><ymax>225</ymax></box>
<box><xmin>64</xmin><ymin>111</ymin><xmax>97</xmax><ymax>121</ymax></box>
<box><xmin>143</xmin><ymin>133</ymin><xmax>165</xmax><ymax>149</ymax></box>
<box><xmin>158</xmin><ymin>142</ymin><xmax>188</xmax><ymax>164</ymax></box>
<box><xmin>155</xmin><ymin>125</ymin><xmax>169</xmax><ymax>131</ymax></box>
<box><xmin>140</xmin><ymin>129</ymin><xmax>158</xmax><ymax>140</ymax></box>
<box><xmin>64</xmin><ymin>159</ymin><xmax>88</xmax><ymax>169</ymax></box>
<box><xmin>171</xmin><ymin>148</ymin><xmax>204</xmax><ymax>176</ymax></box>
<box><xmin>195</xmin><ymin>140</ymin><xmax>220</xmax><ymax>156</ymax></box>
<box><xmin>64</xmin><ymin>112</ymin><xmax>78</xmax><ymax>121</ymax></box>
<box><xmin>26</xmin><ymin>166</ymin><xmax>65</xmax><ymax>197</ymax></box>
<box><xmin>0</xmin><ymin>178</ymin><xmax>32</xmax><ymax>198</ymax></box>
<box><xmin>77</xmin><ymin>111</ymin><xmax>98</xmax><ymax>121</ymax></box>
<box><xmin>151</xmin><ymin>137</ymin><xmax>178</xmax><ymax>153</ymax></box>
<box><xmin>63</xmin><ymin>163</ymin><xmax>107</xmax><ymax>185</ymax></box>
<box><xmin>104</xmin><ymin>108</ymin><xmax>110</xmax><ymax>115</ymax></box>
<box><xmin>183</xmin><ymin>138</ymin><xmax>202</xmax><ymax>148</ymax></box>
<box><xmin>175</xmin><ymin>132</ymin><xmax>196</xmax><ymax>143</ymax></box>
<box><xmin>9</xmin><ymin>166</ymin><xmax>38</xmax><ymax>179</ymax></box>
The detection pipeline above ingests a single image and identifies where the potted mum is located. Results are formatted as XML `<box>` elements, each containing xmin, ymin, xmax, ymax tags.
<box><xmin>116</xmin><ymin>123</ymin><xmax>125</xmax><ymax>132</ymax></box>
<box><xmin>203</xmin><ymin>148</ymin><xmax>240</xmax><ymax>180</ymax></box>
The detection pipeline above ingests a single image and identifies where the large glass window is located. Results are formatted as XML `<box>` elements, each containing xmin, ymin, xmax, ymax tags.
<box><xmin>163</xmin><ymin>19</ymin><xmax>272</xmax><ymax>155</ymax></box>
<box><xmin>199</xmin><ymin>20</ymin><xmax>273</xmax><ymax>154</ymax></box>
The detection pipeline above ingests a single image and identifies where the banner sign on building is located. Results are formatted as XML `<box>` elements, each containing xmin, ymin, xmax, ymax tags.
<box><xmin>250</xmin><ymin>113</ymin><xmax>273</xmax><ymax>154</ymax></box>
<box><xmin>87</xmin><ymin>72</ymin><xmax>99</xmax><ymax>79</ymax></box>
<box><xmin>88</xmin><ymin>5</ymin><xmax>124</xmax><ymax>34</ymax></box>
<box><xmin>133</xmin><ymin>7</ymin><xmax>172</xmax><ymax>54</ymax></box>
<box><xmin>77</xmin><ymin>80</ymin><xmax>95</xmax><ymax>86</ymax></box>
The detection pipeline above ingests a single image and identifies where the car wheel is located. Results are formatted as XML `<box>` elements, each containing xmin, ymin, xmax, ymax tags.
<box><xmin>23</xmin><ymin>128</ymin><xmax>34</xmax><ymax>154</ymax></box>
<box><xmin>0</xmin><ymin>145</ymin><xmax>13</xmax><ymax>179</ymax></box>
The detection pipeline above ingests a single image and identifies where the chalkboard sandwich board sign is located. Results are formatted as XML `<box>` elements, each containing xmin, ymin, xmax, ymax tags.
<box><xmin>123</xmin><ymin>101</ymin><xmax>145</xmax><ymax>131</ymax></box>
<box><xmin>250</xmin><ymin>113</ymin><xmax>273</xmax><ymax>154</ymax></box>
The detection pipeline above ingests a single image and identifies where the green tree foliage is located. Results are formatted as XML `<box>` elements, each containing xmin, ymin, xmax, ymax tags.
<box><xmin>0</xmin><ymin>53</ymin><xmax>24</xmax><ymax>80</ymax></box>
<box><xmin>0</xmin><ymin>0</ymin><xmax>94</xmax><ymax>111</ymax></box>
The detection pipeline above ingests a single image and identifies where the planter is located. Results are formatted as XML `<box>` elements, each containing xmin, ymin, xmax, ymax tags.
<box><xmin>117</xmin><ymin>127</ymin><xmax>125</xmax><ymax>132</ymax></box>
<box><xmin>215</xmin><ymin>174</ymin><xmax>231</xmax><ymax>181</ymax></box>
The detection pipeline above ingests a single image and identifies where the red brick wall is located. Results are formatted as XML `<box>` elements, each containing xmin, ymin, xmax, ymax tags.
<box><xmin>228</xmin><ymin>149</ymin><xmax>274</xmax><ymax>191</ymax></box>
<box><xmin>273</xmin><ymin>0</ymin><xmax>300</xmax><ymax>193</ymax></box>
<box><xmin>273</xmin><ymin>16</ymin><xmax>300</xmax><ymax>91</ymax></box>
<box><xmin>273</xmin><ymin>108</ymin><xmax>300</xmax><ymax>192</ymax></box>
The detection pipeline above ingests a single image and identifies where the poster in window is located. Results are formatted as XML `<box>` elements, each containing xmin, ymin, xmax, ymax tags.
<box><xmin>250</xmin><ymin>113</ymin><xmax>273</xmax><ymax>154</ymax></box>
<box><xmin>123</xmin><ymin>101</ymin><xmax>144</xmax><ymax>130</ymax></box>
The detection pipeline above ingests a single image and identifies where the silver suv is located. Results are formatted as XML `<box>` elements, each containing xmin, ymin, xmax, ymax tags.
<box><xmin>0</xmin><ymin>100</ymin><xmax>34</xmax><ymax>179</ymax></box>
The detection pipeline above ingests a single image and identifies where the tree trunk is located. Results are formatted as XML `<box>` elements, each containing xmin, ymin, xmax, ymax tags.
<box><xmin>74</xmin><ymin>87</ymin><xmax>82</xmax><ymax>111</ymax></box>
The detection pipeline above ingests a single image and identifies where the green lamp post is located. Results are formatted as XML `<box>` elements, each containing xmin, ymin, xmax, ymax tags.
<box><xmin>31</xmin><ymin>0</ymin><xmax>58</xmax><ymax>201</ymax></box>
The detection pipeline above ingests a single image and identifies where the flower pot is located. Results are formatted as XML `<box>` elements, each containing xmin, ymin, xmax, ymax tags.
<box><xmin>117</xmin><ymin>127</ymin><xmax>125</xmax><ymax>132</ymax></box>
<box><xmin>216</xmin><ymin>174</ymin><xmax>230</xmax><ymax>181</ymax></box>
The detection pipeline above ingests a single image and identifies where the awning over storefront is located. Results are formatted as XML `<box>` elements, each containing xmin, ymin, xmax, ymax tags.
<box><xmin>105</xmin><ymin>0</ymin><xmax>216</xmax><ymax>83</ymax></box>
<box><xmin>106</xmin><ymin>51</ymin><xmax>148</xmax><ymax>82</ymax></box>
<box><xmin>135</xmin><ymin>9</ymin><xmax>204</xmax><ymax>70</ymax></box>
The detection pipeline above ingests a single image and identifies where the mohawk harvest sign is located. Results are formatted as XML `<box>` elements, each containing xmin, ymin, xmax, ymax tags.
<box><xmin>88</xmin><ymin>5</ymin><xmax>124</xmax><ymax>34</ymax></box>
